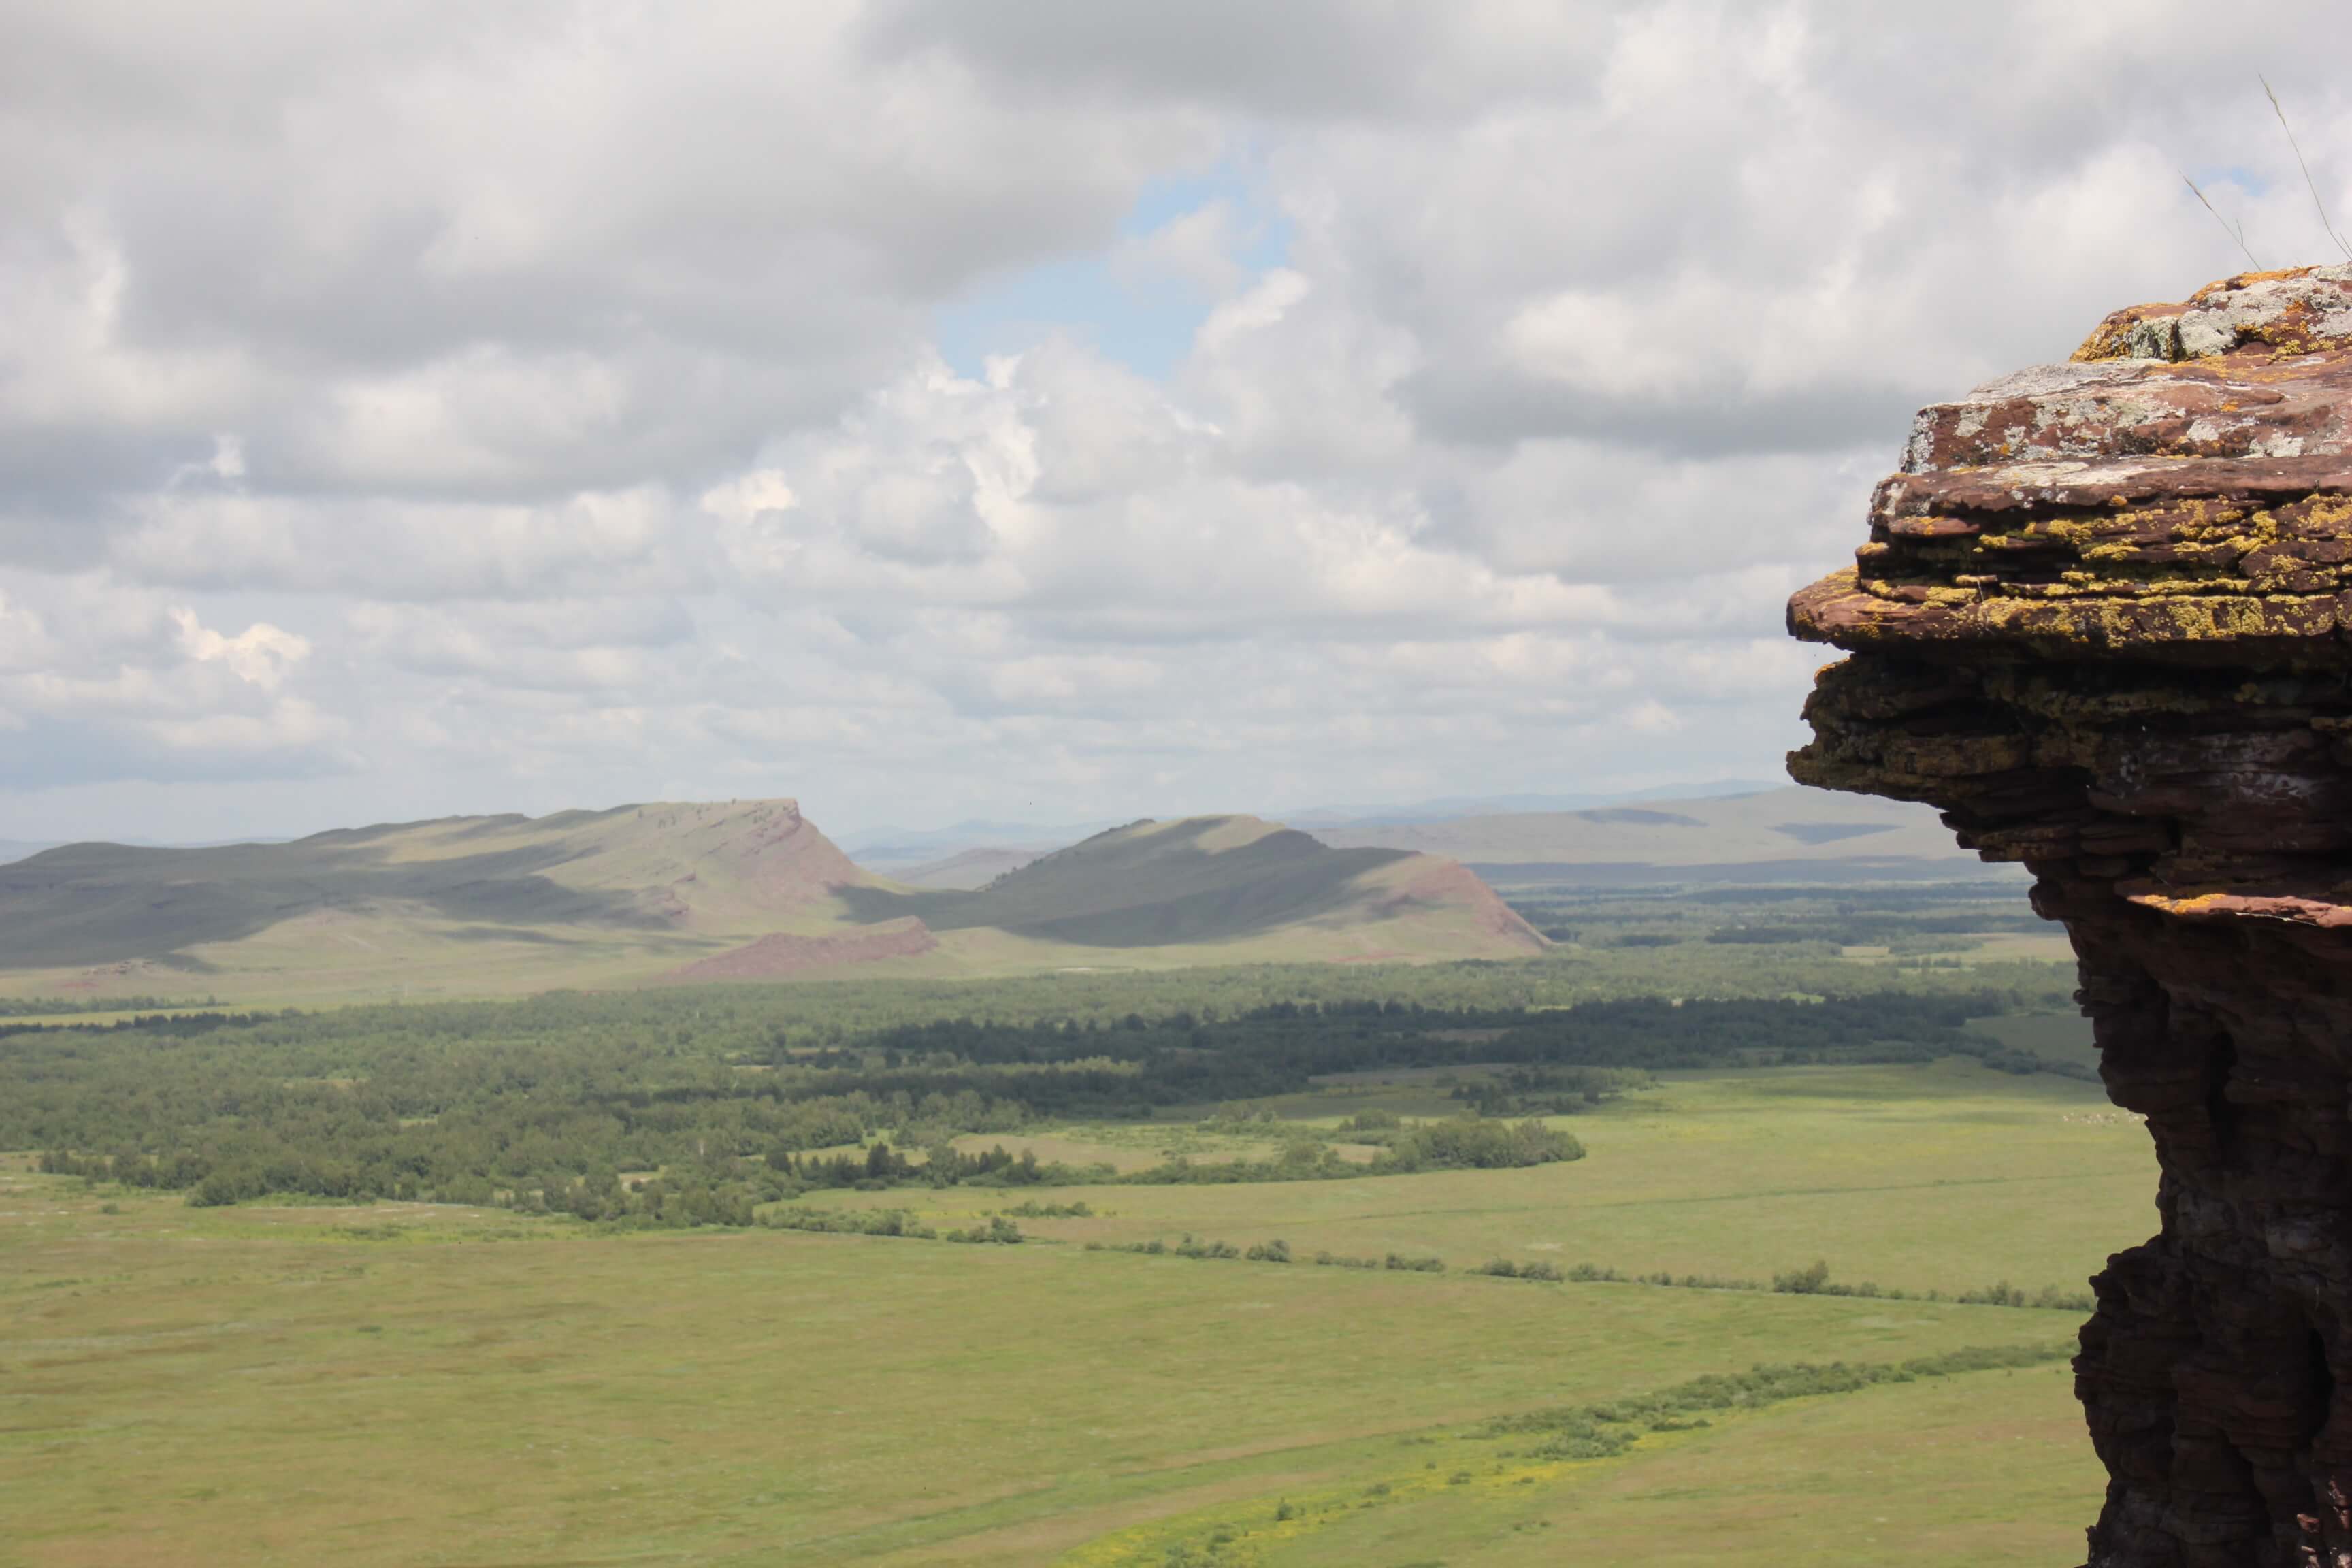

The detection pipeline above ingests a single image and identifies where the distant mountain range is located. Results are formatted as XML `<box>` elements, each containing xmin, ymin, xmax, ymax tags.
<box><xmin>0</xmin><ymin>782</ymin><xmax>2000</xmax><ymax>1007</ymax></box>
<box><xmin>855</xmin><ymin>784</ymin><xmax>1995</xmax><ymax>893</ymax></box>
<box><xmin>840</xmin><ymin>818</ymin><xmax>1120</xmax><ymax>860</ymax></box>
<box><xmin>841</xmin><ymin>817</ymin><xmax>1537</xmax><ymax>951</ymax></box>
<box><xmin>1277</xmin><ymin>779</ymin><xmax>1785</xmax><ymax>827</ymax></box>
<box><xmin>1310</xmin><ymin>785</ymin><xmax>2004</xmax><ymax>887</ymax></box>
<box><xmin>839</xmin><ymin>781</ymin><xmax>1795</xmax><ymax>888</ymax></box>
<box><xmin>837</xmin><ymin>780</ymin><xmax>1785</xmax><ymax>868</ymax></box>
<box><xmin>869</xmin><ymin>845</ymin><xmax>1060</xmax><ymax>891</ymax></box>
<box><xmin>0</xmin><ymin>800</ymin><xmax>1540</xmax><ymax>1006</ymax></box>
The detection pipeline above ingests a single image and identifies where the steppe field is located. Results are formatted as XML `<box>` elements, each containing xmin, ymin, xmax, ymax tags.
<box><xmin>2</xmin><ymin>1004</ymin><xmax>2149</xmax><ymax>1568</ymax></box>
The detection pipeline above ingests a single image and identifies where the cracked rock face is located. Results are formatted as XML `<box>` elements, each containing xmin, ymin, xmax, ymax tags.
<box><xmin>1788</xmin><ymin>265</ymin><xmax>2352</xmax><ymax>1568</ymax></box>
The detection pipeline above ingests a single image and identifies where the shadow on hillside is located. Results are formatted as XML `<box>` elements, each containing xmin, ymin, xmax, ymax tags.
<box><xmin>838</xmin><ymin>818</ymin><xmax>1415</xmax><ymax>947</ymax></box>
<box><xmin>0</xmin><ymin>838</ymin><xmax>664</xmax><ymax>969</ymax></box>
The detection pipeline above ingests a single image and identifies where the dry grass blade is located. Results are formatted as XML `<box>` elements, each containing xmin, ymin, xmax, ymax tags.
<box><xmin>2263</xmin><ymin>74</ymin><xmax>2352</xmax><ymax>263</ymax></box>
<box><xmin>2183</xmin><ymin>174</ymin><xmax>2258</xmax><ymax>270</ymax></box>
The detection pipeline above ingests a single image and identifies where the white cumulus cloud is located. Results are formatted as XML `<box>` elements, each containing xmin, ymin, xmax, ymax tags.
<box><xmin>4</xmin><ymin>0</ymin><xmax>2352</xmax><ymax>838</ymax></box>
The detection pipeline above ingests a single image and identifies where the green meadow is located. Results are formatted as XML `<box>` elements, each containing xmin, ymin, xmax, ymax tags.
<box><xmin>864</xmin><ymin>1060</ymin><xmax>2149</xmax><ymax>1296</ymax></box>
<box><xmin>1</xmin><ymin>1045</ymin><xmax>2149</xmax><ymax>1567</ymax></box>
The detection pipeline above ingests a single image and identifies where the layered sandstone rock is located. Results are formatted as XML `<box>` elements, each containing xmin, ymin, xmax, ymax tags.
<box><xmin>1788</xmin><ymin>266</ymin><xmax>2352</xmax><ymax>1567</ymax></box>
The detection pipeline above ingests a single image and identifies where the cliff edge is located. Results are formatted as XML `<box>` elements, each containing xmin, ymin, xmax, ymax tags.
<box><xmin>1791</xmin><ymin>265</ymin><xmax>2352</xmax><ymax>1568</ymax></box>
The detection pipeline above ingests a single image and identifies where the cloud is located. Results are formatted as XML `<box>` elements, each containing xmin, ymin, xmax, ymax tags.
<box><xmin>860</xmin><ymin>0</ymin><xmax>1615</xmax><ymax>120</ymax></box>
<box><xmin>109</xmin><ymin>486</ymin><xmax>693</xmax><ymax>599</ymax></box>
<box><xmin>717</xmin><ymin>342</ymin><xmax>1618</xmax><ymax>650</ymax></box>
<box><xmin>6</xmin><ymin>1</ymin><xmax>2352</xmax><ymax>836</ymax></box>
<box><xmin>0</xmin><ymin>583</ymin><xmax>343</xmax><ymax>787</ymax></box>
<box><xmin>169</xmin><ymin>606</ymin><xmax>308</xmax><ymax>690</ymax></box>
<box><xmin>344</xmin><ymin>598</ymin><xmax>696</xmax><ymax>692</ymax></box>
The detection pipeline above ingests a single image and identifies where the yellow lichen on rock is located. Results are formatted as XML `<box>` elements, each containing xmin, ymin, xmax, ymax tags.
<box><xmin>1804</xmin><ymin>268</ymin><xmax>2352</xmax><ymax>666</ymax></box>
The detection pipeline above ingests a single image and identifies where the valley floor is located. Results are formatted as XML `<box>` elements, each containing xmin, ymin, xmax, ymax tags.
<box><xmin>0</xmin><ymin>1059</ymin><xmax>2146</xmax><ymax>1567</ymax></box>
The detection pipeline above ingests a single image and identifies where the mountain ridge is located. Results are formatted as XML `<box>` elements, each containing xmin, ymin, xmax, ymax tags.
<box><xmin>0</xmin><ymin>798</ymin><xmax>1539</xmax><ymax>1004</ymax></box>
<box><xmin>843</xmin><ymin>815</ymin><xmax>1541</xmax><ymax>951</ymax></box>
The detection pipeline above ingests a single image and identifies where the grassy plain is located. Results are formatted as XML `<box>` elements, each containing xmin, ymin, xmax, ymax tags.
<box><xmin>1140</xmin><ymin>1362</ymin><xmax>2097</xmax><ymax>1567</ymax></box>
<box><xmin>838</xmin><ymin>1057</ymin><xmax>2152</xmax><ymax>1298</ymax></box>
<box><xmin>0</xmin><ymin>1048</ymin><xmax>2144</xmax><ymax>1567</ymax></box>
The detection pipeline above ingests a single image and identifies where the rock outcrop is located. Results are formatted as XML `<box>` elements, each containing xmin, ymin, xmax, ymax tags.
<box><xmin>1788</xmin><ymin>266</ymin><xmax>2352</xmax><ymax>1567</ymax></box>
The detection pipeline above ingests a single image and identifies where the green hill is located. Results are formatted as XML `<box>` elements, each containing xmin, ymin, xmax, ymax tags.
<box><xmin>0</xmin><ymin>802</ymin><xmax>1540</xmax><ymax>1006</ymax></box>
<box><xmin>841</xmin><ymin>815</ymin><xmax>1543</xmax><ymax>949</ymax></box>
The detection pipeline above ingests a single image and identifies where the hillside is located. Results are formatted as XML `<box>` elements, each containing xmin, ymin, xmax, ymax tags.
<box><xmin>1309</xmin><ymin>785</ymin><xmax>1998</xmax><ymax>886</ymax></box>
<box><xmin>0</xmin><ymin>800</ymin><xmax>871</xmax><ymax>1002</ymax></box>
<box><xmin>872</xmin><ymin>846</ymin><xmax>1047</xmax><ymax>890</ymax></box>
<box><xmin>841</xmin><ymin>815</ymin><xmax>1545</xmax><ymax>953</ymax></box>
<box><xmin>0</xmin><ymin>802</ymin><xmax>1539</xmax><ymax>1004</ymax></box>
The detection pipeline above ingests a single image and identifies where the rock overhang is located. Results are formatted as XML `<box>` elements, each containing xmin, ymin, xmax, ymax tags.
<box><xmin>1791</xmin><ymin>265</ymin><xmax>2352</xmax><ymax>669</ymax></box>
<box><xmin>1785</xmin><ymin>264</ymin><xmax>2352</xmax><ymax>1567</ymax></box>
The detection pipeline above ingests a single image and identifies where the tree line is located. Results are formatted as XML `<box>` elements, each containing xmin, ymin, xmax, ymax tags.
<box><xmin>9</xmin><ymin>978</ymin><xmax>2069</xmax><ymax>1213</ymax></box>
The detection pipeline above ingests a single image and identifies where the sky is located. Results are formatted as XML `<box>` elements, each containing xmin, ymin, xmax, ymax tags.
<box><xmin>7</xmin><ymin>1</ymin><xmax>2352</xmax><ymax>844</ymax></box>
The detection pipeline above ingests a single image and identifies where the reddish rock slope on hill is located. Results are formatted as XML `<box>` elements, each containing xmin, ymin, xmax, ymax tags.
<box><xmin>1791</xmin><ymin>265</ymin><xmax>2352</xmax><ymax>1567</ymax></box>
<box><xmin>663</xmin><ymin>919</ymin><xmax>938</xmax><ymax>981</ymax></box>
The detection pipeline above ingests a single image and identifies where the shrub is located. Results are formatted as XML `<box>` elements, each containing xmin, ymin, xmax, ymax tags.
<box><xmin>762</xmin><ymin>1206</ymin><xmax>940</xmax><ymax>1241</ymax></box>
<box><xmin>1376</xmin><ymin>1118</ymin><xmax>1584</xmax><ymax>1173</ymax></box>
<box><xmin>1485</xmin><ymin>1343</ymin><xmax>2070</xmax><ymax>1458</ymax></box>
<box><xmin>1772</xmin><ymin>1260</ymin><xmax>1832</xmax><ymax>1294</ymax></box>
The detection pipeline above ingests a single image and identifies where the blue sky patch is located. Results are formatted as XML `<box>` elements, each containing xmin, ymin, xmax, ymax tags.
<box><xmin>932</xmin><ymin>163</ymin><xmax>1291</xmax><ymax>380</ymax></box>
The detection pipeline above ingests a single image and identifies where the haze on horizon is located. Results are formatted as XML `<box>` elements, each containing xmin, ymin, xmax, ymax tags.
<box><xmin>5</xmin><ymin>1</ymin><xmax>2351</xmax><ymax>845</ymax></box>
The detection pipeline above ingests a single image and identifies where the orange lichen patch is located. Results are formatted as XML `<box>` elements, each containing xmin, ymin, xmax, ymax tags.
<box><xmin>2073</xmin><ymin>300</ymin><xmax>2191</xmax><ymax>362</ymax></box>
<box><xmin>2210</xmin><ymin>268</ymin><xmax>2318</xmax><ymax>287</ymax></box>
<box><xmin>2121</xmin><ymin>887</ymin><xmax>2352</xmax><ymax>928</ymax></box>
<box><xmin>2075</xmin><ymin>268</ymin><xmax>2352</xmax><ymax>364</ymax></box>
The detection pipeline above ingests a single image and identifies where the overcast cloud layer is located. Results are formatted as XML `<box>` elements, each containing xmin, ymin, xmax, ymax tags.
<box><xmin>7</xmin><ymin>1</ymin><xmax>2352</xmax><ymax>842</ymax></box>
